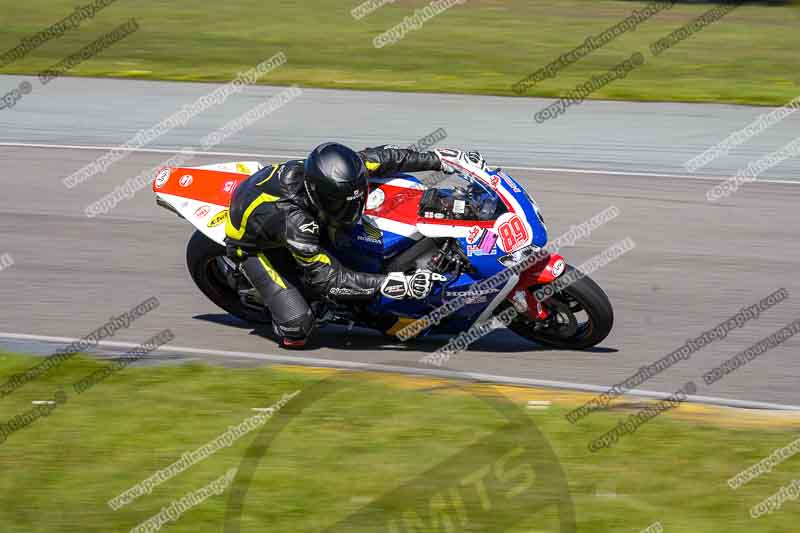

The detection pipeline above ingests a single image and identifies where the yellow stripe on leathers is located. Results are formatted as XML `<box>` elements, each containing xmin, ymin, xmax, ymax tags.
<box><xmin>257</xmin><ymin>252</ymin><xmax>286</xmax><ymax>289</ymax></box>
<box><xmin>225</xmin><ymin>192</ymin><xmax>280</xmax><ymax>240</ymax></box>
<box><xmin>365</xmin><ymin>161</ymin><xmax>380</xmax><ymax>171</ymax></box>
<box><xmin>292</xmin><ymin>252</ymin><xmax>331</xmax><ymax>265</ymax></box>
<box><xmin>256</xmin><ymin>165</ymin><xmax>279</xmax><ymax>186</ymax></box>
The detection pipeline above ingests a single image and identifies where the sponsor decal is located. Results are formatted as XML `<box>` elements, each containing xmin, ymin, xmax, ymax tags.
<box><xmin>494</xmin><ymin>213</ymin><xmax>531</xmax><ymax>253</ymax></box>
<box><xmin>445</xmin><ymin>287</ymin><xmax>497</xmax><ymax>304</ymax></box>
<box><xmin>467</xmin><ymin>244</ymin><xmax>496</xmax><ymax>257</ymax></box>
<box><xmin>551</xmin><ymin>258</ymin><xmax>566</xmax><ymax>278</ymax></box>
<box><xmin>479</xmin><ymin>230</ymin><xmax>498</xmax><ymax>253</ymax></box>
<box><xmin>330</xmin><ymin>287</ymin><xmax>374</xmax><ymax>296</ymax></box>
<box><xmin>235</xmin><ymin>162</ymin><xmax>251</xmax><ymax>174</ymax></box>
<box><xmin>357</xmin><ymin>235</ymin><xmax>382</xmax><ymax>245</ymax></box>
<box><xmin>179</xmin><ymin>174</ymin><xmax>193</xmax><ymax>187</ymax></box>
<box><xmin>299</xmin><ymin>221</ymin><xmax>319</xmax><ymax>235</ymax></box>
<box><xmin>346</xmin><ymin>189</ymin><xmax>365</xmax><ymax>201</ymax></box>
<box><xmin>384</xmin><ymin>285</ymin><xmax>406</xmax><ymax>297</ymax></box>
<box><xmin>497</xmin><ymin>171</ymin><xmax>522</xmax><ymax>193</ymax></box>
<box><xmin>223</xmin><ymin>180</ymin><xmax>238</xmax><ymax>194</ymax></box>
<box><xmin>362</xmin><ymin>220</ymin><xmax>383</xmax><ymax>240</ymax></box>
<box><xmin>366</xmin><ymin>188</ymin><xmax>385</xmax><ymax>210</ymax></box>
<box><xmin>490</xmin><ymin>175</ymin><xmax>500</xmax><ymax>190</ymax></box>
<box><xmin>466</xmin><ymin>225</ymin><xmax>484</xmax><ymax>244</ymax></box>
<box><xmin>194</xmin><ymin>205</ymin><xmax>211</xmax><ymax>218</ymax></box>
<box><xmin>207</xmin><ymin>210</ymin><xmax>228</xmax><ymax>228</ymax></box>
<box><xmin>446</xmin><ymin>288</ymin><xmax>497</xmax><ymax>300</ymax></box>
<box><xmin>154</xmin><ymin>168</ymin><xmax>170</xmax><ymax>188</ymax></box>
<box><xmin>457</xmin><ymin>293</ymin><xmax>489</xmax><ymax>303</ymax></box>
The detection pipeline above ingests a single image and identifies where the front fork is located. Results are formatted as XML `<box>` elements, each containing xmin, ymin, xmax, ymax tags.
<box><xmin>507</xmin><ymin>253</ymin><xmax>567</xmax><ymax>321</ymax></box>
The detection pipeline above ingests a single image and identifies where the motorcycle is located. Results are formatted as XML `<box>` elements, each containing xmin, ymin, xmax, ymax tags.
<box><xmin>152</xmin><ymin>160</ymin><xmax>613</xmax><ymax>349</ymax></box>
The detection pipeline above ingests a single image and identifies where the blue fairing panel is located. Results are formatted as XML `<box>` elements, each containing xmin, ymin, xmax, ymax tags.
<box><xmin>331</xmin><ymin>226</ymin><xmax>418</xmax><ymax>273</ymax></box>
<box><xmin>489</xmin><ymin>169</ymin><xmax>548</xmax><ymax>247</ymax></box>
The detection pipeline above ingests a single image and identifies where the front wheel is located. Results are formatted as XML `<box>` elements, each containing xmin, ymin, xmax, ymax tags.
<box><xmin>186</xmin><ymin>230</ymin><xmax>271</xmax><ymax>324</ymax></box>
<box><xmin>506</xmin><ymin>265</ymin><xmax>613</xmax><ymax>350</ymax></box>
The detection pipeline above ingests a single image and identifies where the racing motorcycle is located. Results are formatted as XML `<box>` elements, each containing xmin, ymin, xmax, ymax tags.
<box><xmin>152</xmin><ymin>160</ymin><xmax>613</xmax><ymax>349</ymax></box>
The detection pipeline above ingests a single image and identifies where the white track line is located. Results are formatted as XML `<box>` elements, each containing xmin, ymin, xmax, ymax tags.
<box><xmin>2</xmin><ymin>331</ymin><xmax>799</xmax><ymax>412</ymax></box>
<box><xmin>0</xmin><ymin>141</ymin><xmax>798</xmax><ymax>185</ymax></box>
<box><xmin>0</xmin><ymin>141</ymin><xmax>301</xmax><ymax>160</ymax></box>
<box><xmin>504</xmin><ymin>164</ymin><xmax>800</xmax><ymax>185</ymax></box>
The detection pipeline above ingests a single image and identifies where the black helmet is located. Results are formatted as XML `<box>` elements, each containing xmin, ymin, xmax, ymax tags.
<box><xmin>304</xmin><ymin>143</ymin><xmax>368</xmax><ymax>227</ymax></box>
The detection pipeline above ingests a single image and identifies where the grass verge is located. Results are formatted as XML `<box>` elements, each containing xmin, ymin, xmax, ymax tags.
<box><xmin>1</xmin><ymin>351</ymin><xmax>798</xmax><ymax>531</ymax></box>
<box><xmin>0</xmin><ymin>0</ymin><xmax>798</xmax><ymax>105</ymax></box>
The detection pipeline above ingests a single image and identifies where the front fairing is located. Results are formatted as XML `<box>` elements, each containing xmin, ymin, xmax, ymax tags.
<box><xmin>490</xmin><ymin>169</ymin><xmax>548</xmax><ymax>248</ymax></box>
<box><xmin>333</xmin><ymin>169</ymin><xmax>550</xmax><ymax>332</ymax></box>
<box><xmin>423</xmin><ymin>169</ymin><xmax>548</xmax><ymax>279</ymax></box>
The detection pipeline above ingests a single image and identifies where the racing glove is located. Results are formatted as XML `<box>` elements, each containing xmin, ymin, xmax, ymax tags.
<box><xmin>381</xmin><ymin>269</ymin><xmax>447</xmax><ymax>300</ymax></box>
<box><xmin>435</xmin><ymin>148</ymin><xmax>488</xmax><ymax>175</ymax></box>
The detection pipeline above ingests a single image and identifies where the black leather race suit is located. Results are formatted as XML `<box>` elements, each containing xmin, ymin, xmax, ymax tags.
<box><xmin>225</xmin><ymin>146</ymin><xmax>442</xmax><ymax>340</ymax></box>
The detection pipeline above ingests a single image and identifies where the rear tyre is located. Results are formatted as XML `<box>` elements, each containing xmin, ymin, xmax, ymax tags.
<box><xmin>507</xmin><ymin>265</ymin><xmax>613</xmax><ymax>350</ymax></box>
<box><xmin>186</xmin><ymin>230</ymin><xmax>271</xmax><ymax>324</ymax></box>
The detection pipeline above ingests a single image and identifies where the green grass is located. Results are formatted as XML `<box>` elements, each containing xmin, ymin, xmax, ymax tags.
<box><xmin>0</xmin><ymin>351</ymin><xmax>798</xmax><ymax>531</ymax></box>
<box><xmin>0</xmin><ymin>0</ymin><xmax>799</xmax><ymax>105</ymax></box>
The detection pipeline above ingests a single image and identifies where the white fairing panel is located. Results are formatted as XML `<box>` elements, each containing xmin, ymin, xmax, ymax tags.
<box><xmin>157</xmin><ymin>192</ymin><xmax>229</xmax><ymax>245</ymax></box>
<box><xmin>416</xmin><ymin>223</ymin><xmax>473</xmax><ymax>238</ymax></box>
<box><xmin>186</xmin><ymin>161</ymin><xmax>263</xmax><ymax>174</ymax></box>
<box><xmin>155</xmin><ymin>161</ymin><xmax>263</xmax><ymax>246</ymax></box>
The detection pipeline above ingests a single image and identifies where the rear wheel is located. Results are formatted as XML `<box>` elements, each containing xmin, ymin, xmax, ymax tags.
<box><xmin>506</xmin><ymin>265</ymin><xmax>613</xmax><ymax>350</ymax></box>
<box><xmin>186</xmin><ymin>230</ymin><xmax>271</xmax><ymax>324</ymax></box>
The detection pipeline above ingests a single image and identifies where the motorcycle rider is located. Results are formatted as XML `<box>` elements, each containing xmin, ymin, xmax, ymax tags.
<box><xmin>224</xmin><ymin>142</ymin><xmax>487</xmax><ymax>348</ymax></box>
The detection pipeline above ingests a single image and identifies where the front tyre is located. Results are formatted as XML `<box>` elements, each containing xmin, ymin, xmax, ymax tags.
<box><xmin>507</xmin><ymin>265</ymin><xmax>613</xmax><ymax>350</ymax></box>
<box><xmin>186</xmin><ymin>230</ymin><xmax>271</xmax><ymax>324</ymax></box>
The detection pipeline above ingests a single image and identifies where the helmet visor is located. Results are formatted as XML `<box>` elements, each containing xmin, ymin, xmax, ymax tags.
<box><xmin>334</xmin><ymin>194</ymin><xmax>365</xmax><ymax>227</ymax></box>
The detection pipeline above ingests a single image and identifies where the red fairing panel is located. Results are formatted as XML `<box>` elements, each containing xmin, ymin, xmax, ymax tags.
<box><xmin>516</xmin><ymin>253</ymin><xmax>567</xmax><ymax>288</ymax></box>
<box><xmin>364</xmin><ymin>184</ymin><xmax>423</xmax><ymax>226</ymax></box>
<box><xmin>152</xmin><ymin>167</ymin><xmax>247</xmax><ymax>207</ymax></box>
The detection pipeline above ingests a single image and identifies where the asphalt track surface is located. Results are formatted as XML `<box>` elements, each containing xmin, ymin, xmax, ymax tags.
<box><xmin>1</xmin><ymin>75</ymin><xmax>799</xmax><ymax>407</ymax></box>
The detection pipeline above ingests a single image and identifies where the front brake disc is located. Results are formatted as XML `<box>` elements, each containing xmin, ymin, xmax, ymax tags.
<box><xmin>544</xmin><ymin>298</ymin><xmax>578</xmax><ymax>337</ymax></box>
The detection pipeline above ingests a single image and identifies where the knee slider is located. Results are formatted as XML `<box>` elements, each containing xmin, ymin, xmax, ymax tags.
<box><xmin>273</xmin><ymin>308</ymin><xmax>314</xmax><ymax>340</ymax></box>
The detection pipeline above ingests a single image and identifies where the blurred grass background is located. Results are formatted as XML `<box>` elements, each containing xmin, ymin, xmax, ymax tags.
<box><xmin>0</xmin><ymin>0</ymin><xmax>798</xmax><ymax>105</ymax></box>
<box><xmin>1</xmin><ymin>351</ymin><xmax>798</xmax><ymax>532</ymax></box>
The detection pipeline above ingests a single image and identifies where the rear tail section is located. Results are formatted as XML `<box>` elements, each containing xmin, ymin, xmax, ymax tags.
<box><xmin>152</xmin><ymin>161</ymin><xmax>261</xmax><ymax>245</ymax></box>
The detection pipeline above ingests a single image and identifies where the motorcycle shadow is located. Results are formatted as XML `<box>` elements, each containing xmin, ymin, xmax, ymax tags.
<box><xmin>194</xmin><ymin>314</ymin><xmax>618</xmax><ymax>354</ymax></box>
